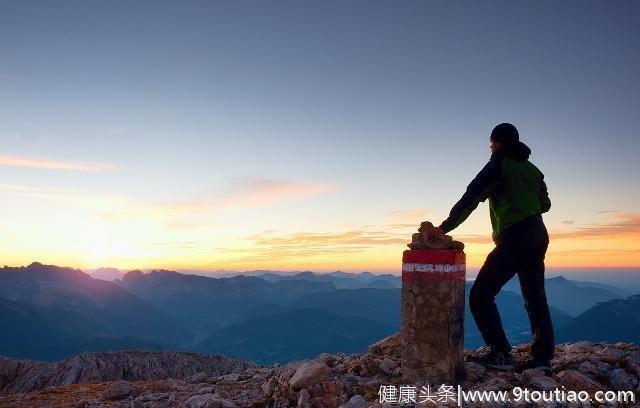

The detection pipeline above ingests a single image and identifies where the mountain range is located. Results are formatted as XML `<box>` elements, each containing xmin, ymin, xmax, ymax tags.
<box><xmin>1</xmin><ymin>262</ymin><xmax>638</xmax><ymax>364</ymax></box>
<box><xmin>0</xmin><ymin>263</ymin><xmax>179</xmax><ymax>347</ymax></box>
<box><xmin>501</xmin><ymin>275</ymin><xmax>630</xmax><ymax>316</ymax></box>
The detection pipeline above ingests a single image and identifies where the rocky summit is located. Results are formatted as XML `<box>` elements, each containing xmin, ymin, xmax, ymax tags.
<box><xmin>0</xmin><ymin>334</ymin><xmax>639</xmax><ymax>407</ymax></box>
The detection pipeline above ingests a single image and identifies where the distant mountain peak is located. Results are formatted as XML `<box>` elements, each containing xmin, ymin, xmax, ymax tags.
<box><xmin>547</xmin><ymin>276</ymin><xmax>569</xmax><ymax>282</ymax></box>
<box><xmin>295</xmin><ymin>271</ymin><xmax>316</xmax><ymax>277</ymax></box>
<box><xmin>123</xmin><ymin>270</ymin><xmax>145</xmax><ymax>280</ymax></box>
<box><xmin>27</xmin><ymin>261</ymin><xmax>45</xmax><ymax>268</ymax></box>
<box><xmin>18</xmin><ymin>262</ymin><xmax>89</xmax><ymax>281</ymax></box>
<box><xmin>91</xmin><ymin>267</ymin><xmax>124</xmax><ymax>282</ymax></box>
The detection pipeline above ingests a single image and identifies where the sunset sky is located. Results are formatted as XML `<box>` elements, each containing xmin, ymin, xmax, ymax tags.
<box><xmin>1</xmin><ymin>1</ymin><xmax>639</xmax><ymax>274</ymax></box>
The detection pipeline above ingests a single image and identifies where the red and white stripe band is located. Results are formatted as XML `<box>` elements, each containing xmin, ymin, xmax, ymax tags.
<box><xmin>401</xmin><ymin>249</ymin><xmax>466</xmax><ymax>282</ymax></box>
<box><xmin>402</xmin><ymin>263</ymin><xmax>465</xmax><ymax>273</ymax></box>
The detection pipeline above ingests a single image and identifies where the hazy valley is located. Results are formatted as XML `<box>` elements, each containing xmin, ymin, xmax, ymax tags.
<box><xmin>1</xmin><ymin>262</ymin><xmax>639</xmax><ymax>365</ymax></box>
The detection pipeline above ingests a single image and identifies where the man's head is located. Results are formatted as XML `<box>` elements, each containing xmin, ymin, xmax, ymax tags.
<box><xmin>490</xmin><ymin>123</ymin><xmax>519</xmax><ymax>153</ymax></box>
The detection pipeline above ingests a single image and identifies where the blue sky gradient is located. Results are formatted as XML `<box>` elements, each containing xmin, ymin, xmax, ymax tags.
<box><xmin>1</xmin><ymin>0</ymin><xmax>639</xmax><ymax>271</ymax></box>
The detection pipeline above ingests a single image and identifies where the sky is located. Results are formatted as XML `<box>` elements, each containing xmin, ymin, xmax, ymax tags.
<box><xmin>1</xmin><ymin>0</ymin><xmax>639</xmax><ymax>275</ymax></box>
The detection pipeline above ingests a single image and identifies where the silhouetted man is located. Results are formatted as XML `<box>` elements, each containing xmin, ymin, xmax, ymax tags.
<box><xmin>428</xmin><ymin>123</ymin><xmax>554</xmax><ymax>372</ymax></box>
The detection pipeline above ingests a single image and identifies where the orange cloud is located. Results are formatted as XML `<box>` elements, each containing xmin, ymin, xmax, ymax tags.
<box><xmin>0</xmin><ymin>154</ymin><xmax>116</xmax><ymax>171</ymax></box>
<box><xmin>217</xmin><ymin>177</ymin><xmax>337</xmax><ymax>210</ymax></box>
<box><xmin>247</xmin><ymin>230</ymin><xmax>407</xmax><ymax>246</ymax></box>
<box><xmin>1</xmin><ymin>177</ymin><xmax>337</xmax><ymax>231</ymax></box>
<box><xmin>214</xmin><ymin>245</ymin><xmax>371</xmax><ymax>263</ymax></box>
<box><xmin>211</xmin><ymin>227</ymin><xmax>407</xmax><ymax>265</ymax></box>
<box><xmin>456</xmin><ymin>212</ymin><xmax>640</xmax><ymax>245</ymax></box>
<box><xmin>548</xmin><ymin>212</ymin><xmax>640</xmax><ymax>240</ymax></box>
<box><xmin>401</xmin><ymin>212</ymin><xmax>640</xmax><ymax>268</ymax></box>
<box><xmin>550</xmin><ymin>248</ymin><xmax>640</xmax><ymax>256</ymax></box>
<box><xmin>146</xmin><ymin>177</ymin><xmax>338</xmax><ymax>215</ymax></box>
<box><xmin>0</xmin><ymin>184</ymin><xmax>73</xmax><ymax>200</ymax></box>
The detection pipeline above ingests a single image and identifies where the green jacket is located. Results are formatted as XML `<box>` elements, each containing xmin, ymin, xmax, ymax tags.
<box><xmin>439</xmin><ymin>141</ymin><xmax>551</xmax><ymax>242</ymax></box>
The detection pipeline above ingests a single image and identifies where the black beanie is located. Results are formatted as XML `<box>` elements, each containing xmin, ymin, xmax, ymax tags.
<box><xmin>490</xmin><ymin>123</ymin><xmax>519</xmax><ymax>146</ymax></box>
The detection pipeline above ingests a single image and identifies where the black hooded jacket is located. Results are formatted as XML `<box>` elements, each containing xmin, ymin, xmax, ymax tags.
<box><xmin>439</xmin><ymin>141</ymin><xmax>551</xmax><ymax>241</ymax></box>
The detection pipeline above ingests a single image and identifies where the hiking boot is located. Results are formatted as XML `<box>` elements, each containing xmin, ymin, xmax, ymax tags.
<box><xmin>515</xmin><ymin>359</ymin><xmax>552</xmax><ymax>374</ymax></box>
<box><xmin>467</xmin><ymin>349</ymin><xmax>515</xmax><ymax>371</ymax></box>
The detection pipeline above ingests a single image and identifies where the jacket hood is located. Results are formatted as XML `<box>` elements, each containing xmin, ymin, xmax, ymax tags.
<box><xmin>500</xmin><ymin>141</ymin><xmax>531</xmax><ymax>161</ymax></box>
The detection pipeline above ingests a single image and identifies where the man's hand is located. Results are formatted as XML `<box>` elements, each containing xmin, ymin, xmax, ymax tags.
<box><xmin>425</xmin><ymin>226</ymin><xmax>445</xmax><ymax>241</ymax></box>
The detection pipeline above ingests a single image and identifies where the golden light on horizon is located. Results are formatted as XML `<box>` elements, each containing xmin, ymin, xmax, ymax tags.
<box><xmin>3</xmin><ymin>229</ymin><xmax>639</xmax><ymax>273</ymax></box>
<box><xmin>1</xmin><ymin>180</ymin><xmax>639</xmax><ymax>273</ymax></box>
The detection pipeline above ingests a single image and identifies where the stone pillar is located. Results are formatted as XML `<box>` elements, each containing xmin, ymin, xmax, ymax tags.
<box><xmin>400</xmin><ymin>249</ymin><xmax>466</xmax><ymax>384</ymax></box>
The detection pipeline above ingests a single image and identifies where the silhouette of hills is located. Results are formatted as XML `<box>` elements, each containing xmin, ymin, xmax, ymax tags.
<box><xmin>557</xmin><ymin>294</ymin><xmax>640</xmax><ymax>343</ymax></box>
<box><xmin>502</xmin><ymin>275</ymin><xmax>625</xmax><ymax>316</ymax></box>
<box><xmin>252</xmin><ymin>270</ymin><xmax>401</xmax><ymax>289</ymax></box>
<box><xmin>195</xmin><ymin>308</ymin><xmax>396</xmax><ymax>365</ymax></box>
<box><xmin>0</xmin><ymin>262</ymin><xmax>636</xmax><ymax>363</ymax></box>
<box><xmin>0</xmin><ymin>263</ymin><xmax>181</xmax><ymax>347</ymax></box>
<box><xmin>89</xmin><ymin>267</ymin><xmax>124</xmax><ymax>281</ymax></box>
<box><xmin>116</xmin><ymin>268</ymin><xmax>335</xmax><ymax>326</ymax></box>
<box><xmin>0</xmin><ymin>297</ymin><xmax>163</xmax><ymax>361</ymax></box>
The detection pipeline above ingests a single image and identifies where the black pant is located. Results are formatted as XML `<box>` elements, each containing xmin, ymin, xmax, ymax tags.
<box><xmin>469</xmin><ymin>214</ymin><xmax>554</xmax><ymax>361</ymax></box>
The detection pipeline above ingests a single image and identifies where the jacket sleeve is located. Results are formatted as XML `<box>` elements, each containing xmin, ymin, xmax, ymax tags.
<box><xmin>438</xmin><ymin>155</ymin><xmax>502</xmax><ymax>234</ymax></box>
<box><xmin>540</xmin><ymin>172</ymin><xmax>551</xmax><ymax>213</ymax></box>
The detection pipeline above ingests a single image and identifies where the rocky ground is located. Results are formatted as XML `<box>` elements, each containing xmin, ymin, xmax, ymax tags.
<box><xmin>0</xmin><ymin>334</ymin><xmax>639</xmax><ymax>407</ymax></box>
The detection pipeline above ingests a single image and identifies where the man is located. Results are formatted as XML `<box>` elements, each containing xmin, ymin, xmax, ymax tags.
<box><xmin>428</xmin><ymin>123</ymin><xmax>553</xmax><ymax>373</ymax></box>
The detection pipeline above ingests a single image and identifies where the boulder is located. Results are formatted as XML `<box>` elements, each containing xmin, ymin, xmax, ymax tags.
<box><xmin>556</xmin><ymin>370</ymin><xmax>604</xmax><ymax>393</ymax></box>
<box><xmin>520</xmin><ymin>368</ymin><xmax>549</xmax><ymax>386</ymax></box>
<box><xmin>184</xmin><ymin>394</ymin><xmax>238</xmax><ymax>408</ymax></box>
<box><xmin>187</xmin><ymin>372</ymin><xmax>209</xmax><ymax>384</ymax></box>
<box><xmin>528</xmin><ymin>376</ymin><xmax>560</xmax><ymax>391</ymax></box>
<box><xmin>599</xmin><ymin>347</ymin><xmax>626</xmax><ymax>364</ymax></box>
<box><xmin>606</xmin><ymin>368</ymin><xmax>638</xmax><ymax>391</ymax></box>
<box><xmin>261</xmin><ymin>376</ymin><xmax>278</xmax><ymax>396</ymax></box>
<box><xmin>368</xmin><ymin>333</ymin><xmax>401</xmax><ymax>357</ymax></box>
<box><xmin>340</xmin><ymin>394</ymin><xmax>367</xmax><ymax>408</ymax></box>
<box><xmin>103</xmin><ymin>380</ymin><xmax>137</xmax><ymax>400</ymax></box>
<box><xmin>561</xmin><ymin>341</ymin><xmax>594</xmax><ymax>354</ymax></box>
<box><xmin>308</xmin><ymin>379</ymin><xmax>347</xmax><ymax>407</ymax></box>
<box><xmin>379</xmin><ymin>358</ymin><xmax>397</xmax><ymax>376</ymax></box>
<box><xmin>297</xmin><ymin>388</ymin><xmax>312</xmax><ymax>408</ymax></box>
<box><xmin>469</xmin><ymin>377</ymin><xmax>513</xmax><ymax>391</ymax></box>
<box><xmin>319</xmin><ymin>353</ymin><xmax>338</xmax><ymax>366</ymax></box>
<box><xmin>289</xmin><ymin>360</ymin><xmax>331</xmax><ymax>389</ymax></box>
<box><xmin>463</xmin><ymin>362</ymin><xmax>486</xmax><ymax>383</ymax></box>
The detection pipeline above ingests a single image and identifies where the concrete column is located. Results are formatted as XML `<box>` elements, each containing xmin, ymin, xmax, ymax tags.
<box><xmin>400</xmin><ymin>249</ymin><xmax>466</xmax><ymax>384</ymax></box>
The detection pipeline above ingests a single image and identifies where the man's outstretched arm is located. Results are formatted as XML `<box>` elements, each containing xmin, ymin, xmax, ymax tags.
<box><xmin>438</xmin><ymin>154</ymin><xmax>503</xmax><ymax>234</ymax></box>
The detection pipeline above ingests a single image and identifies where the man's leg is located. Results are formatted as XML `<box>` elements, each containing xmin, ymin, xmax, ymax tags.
<box><xmin>469</xmin><ymin>246</ymin><xmax>518</xmax><ymax>353</ymax></box>
<box><xmin>517</xmin><ymin>234</ymin><xmax>554</xmax><ymax>362</ymax></box>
